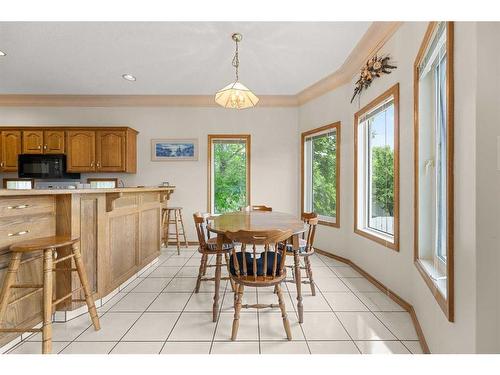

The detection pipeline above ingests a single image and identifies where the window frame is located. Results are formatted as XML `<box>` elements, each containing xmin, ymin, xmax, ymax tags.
<box><xmin>414</xmin><ymin>22</ymin><xmax>454</xmax><ymax>322</ymax></box>
<box><xmin>207</xmin><ymin>134</ymin><xmax>251</xmax><ymax>214</ymax></box>
<box><xmin>354</xmin><ymin>83</ymin><xmax>400</xmax><ymax>251</ymax></box>
<box><xmin>300</xmin><ymin>122</ymin><xmax>341</xmax><ymax>228</ymax></box>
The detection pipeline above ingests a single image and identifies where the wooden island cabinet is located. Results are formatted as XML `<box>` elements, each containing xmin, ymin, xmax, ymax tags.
<box><xmin>0</xmin><ymin>126</ymin><xmax>137</xmax><ymax>173</ymax></box>
<box><xmin>0</xmin><ymin>186</ymin><xmax>174</xmax><ymax>347</ymax></box>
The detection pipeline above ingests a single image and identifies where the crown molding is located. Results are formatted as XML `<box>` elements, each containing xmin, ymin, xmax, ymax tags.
<box><xmin>296</xmin><ymin>21</ymin><xmax>403</xmax><ymax>105</ymax></box>
<box><xmin>0</xmin><ymin>22</ymin><xmax>401</xmax><ymax>108</ymax></box>
<box><xmin>0</xmin><ymin>94</ymin><xmax>299</xmax><ymax>108</ymax></box>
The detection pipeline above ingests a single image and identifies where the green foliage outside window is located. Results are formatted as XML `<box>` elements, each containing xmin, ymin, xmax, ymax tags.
<box><xmin>213</xmin><ymin>142</ymin><xmax>247</xmax><ymax>214</ymax></box>
<box><xmin>371</xmin><ymin>145</ymin><xmax>394</xmax><ymax>217</ymax></box>
<box><xmin>311</xmin><ymin>133</ymin><xmax>337</xmax><ymax>218</ymax></box>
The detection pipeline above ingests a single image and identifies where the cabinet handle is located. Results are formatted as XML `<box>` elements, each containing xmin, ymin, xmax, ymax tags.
<box><xmin>38</xmin><ymin>145</ymin><xmax>41</xmax><ymax>149</ymax></box>
<box><xmin>43</xmin><ymin>144</ymin><xmax>47</xmax><ymax>150</ymax></box>
<box><xmin>7</xmin><ymin>204</ymin><xmax>30</xmax><ymax>210</ymax></box>
<box><xmin>0</xmin><ymin>161</ymin><xmax>4</xmax><ymax>167</ymax></box>
<box><xmin>90</xmin><ymin>161</ymin><xmax>94</xmax><ymax>167</ymax></box>
<box><xmin>97</xmin><ymin>161</ymin><xmax>101</xmax><ymax>168</ymax></box>
<box><xmin>8</xmin><ymin>230</ymin><xmax>30</xmax><ymax>237</ymax></box>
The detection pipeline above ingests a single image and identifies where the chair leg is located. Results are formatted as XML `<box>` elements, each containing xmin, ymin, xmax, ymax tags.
<box><xmin>72</xmin><ymin>244</ymin><xmax>100</xmax><ymax>331</ymax></box>
<box><xmin>42</xmin><ymin>249</ymin><xmax>53</xmax><ymax>354</ymax></box>
<box><xmin>174</xmin><ymin>210</ymin><xmax>181</xmax><ymax>255</ymax></box>
<box><xmin>212</xmin><ymin>253</ymin><xmax>222</xmax><ymax>322</ymax></box>
<box><xmin>195</xmin><ymin>254</ymin><xmax>207</xmax><ymax>293</ymax></box>
<box><xmin>276</xmin><ymin>284</ymin><xmax>292</xmax><ymax>341</ymax></box>
<box><xmin>293</xmin><ymin>244</ymin><xmax>304</xmax><ymax>323</ymax></box>
<box><xmin>178</xmin><ymin>210</ymin><xmax>189</xmax><ymax>248</ymax></box>
<box><xmin>304</xmin><ymin>256</ymin><xmax>316</xmax><ymax>296</ymax></box>
<box><xmin>224</xmin><ymin>252</ymin><xmax>235</xmax><ymax>292</ymax></box>
<box><xmin>0</xmin><ymin>252</ymin><xmax>22</xmax><ymax>325</ymax></box>
<box><xmin>161</xmin><ymin>209</ymin><xmax>168</xmax><ymax>247</ymax></box>
<box><xmin>165</xmin><ymin>209</ymin><xmax>172</xmax><ymax>249</ymax></box>
<box><xmin>231</xmin><ymin>284</ymin><xmax>243</xmax><ymax>341</ymax></box>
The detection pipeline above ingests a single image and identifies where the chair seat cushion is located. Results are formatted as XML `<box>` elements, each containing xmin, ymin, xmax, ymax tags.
<box><xmin>206</xmin><ymin>238</ymin><xmax>234</xmax><ymax>251</ymax></box>
<box><xmin>229</xmin><ymin>251</ymin><xmax>283</xmax><ymax>277</ymax></box>
<box><xmin>278</xmin><ymin>238</ymin><xmax>308</xmax><ymax>253</ymax></box>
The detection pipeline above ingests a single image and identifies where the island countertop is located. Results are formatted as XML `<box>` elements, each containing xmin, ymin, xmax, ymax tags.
<box><xmin>0</xmin><ymin>186</ymin><xmax>175</xmax><ymax>196</ymax></box>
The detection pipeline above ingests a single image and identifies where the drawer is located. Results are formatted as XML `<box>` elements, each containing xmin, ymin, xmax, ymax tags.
<box><xmin>0</xmin><ymin>213</ymin><xmax>56</xmax><ymax>251</ymax></box>
<box><xmin>0</xmin><ymin>196</ymin><xmax>55</xmax><ymax>218</ymax></box>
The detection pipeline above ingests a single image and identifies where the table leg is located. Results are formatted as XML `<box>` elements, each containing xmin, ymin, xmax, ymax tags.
<box><xmin>292</xmin><ymin>234</ymin><xmax>304</xmax><ymax>323</ymax></box>
<box><xmin>213</xmin><ymin>234</ymin><xmax>223</xmax><ymax>322</ymax></box>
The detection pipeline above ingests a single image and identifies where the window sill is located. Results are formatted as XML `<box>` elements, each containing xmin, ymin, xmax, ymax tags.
<box><xmin>354</xmin><ymin>227</ymin><xmax>398</xmax><ymax>251</ymax></box>
<box><xmin>318</xmin><ymin>219</ymin><xmax>339</xmax><ymax>228</ymax></box>
<box><xmin>414</xmin><ymin>257</ymin><xmax>452</xmax><ymax>321</ymax></box>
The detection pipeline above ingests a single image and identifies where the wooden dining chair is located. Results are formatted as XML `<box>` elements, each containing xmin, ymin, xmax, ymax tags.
<box><xmin>192</xmin><ymin>212</ymin><xmax>235</xmax><ymax>322</ymax></box>
<box><xmin>240</xmin><ymin>205</ymin><xmax>272</xmax><ymax>212</ymax></box>
<box><xmin>282</xmin><ymin>212</ymin><xmax>319</xmax><ymax>296</ymax></box>
<box><xmin>225</xmin><ymin>229</ymin><xmax>293</xmax><ymax>341</ymax></box>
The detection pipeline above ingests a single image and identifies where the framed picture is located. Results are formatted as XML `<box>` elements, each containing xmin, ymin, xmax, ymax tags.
<box><xmin>151</xmin><ymin>139</ymin><xmax>199</xmax><ymax>161</ymax></box>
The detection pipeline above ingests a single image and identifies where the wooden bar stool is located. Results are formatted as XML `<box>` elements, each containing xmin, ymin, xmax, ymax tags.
<box><xmin>0</xmin><ymin>236</ymin><xmax>100</xmax><ymax>354</ymax></box>
<box><xmin>162</xmin><ymin>206</ymin><xmax>189</xmax><ymax>255</ymax></box>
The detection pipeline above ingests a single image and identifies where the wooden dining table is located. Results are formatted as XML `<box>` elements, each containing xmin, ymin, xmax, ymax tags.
<box><xmin>208</xmin><ymin>210</ymin><xmax>308</xmax><ymax>323</ymax></box>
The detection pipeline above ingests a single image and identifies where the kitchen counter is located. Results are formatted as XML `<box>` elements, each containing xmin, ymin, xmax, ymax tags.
<box><xmin>0</xmin><ymin>186</ymin><xmax>175</xmax><ymax>196</ymax></box>
<box><xmin>0</xmin><ymin>186</ymin><xmax>175</xmax><ymax>347</ymax></box>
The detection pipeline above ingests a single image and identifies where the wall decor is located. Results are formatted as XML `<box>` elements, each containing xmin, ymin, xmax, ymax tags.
<box><xmin>350</xmin><ymin>54</ymin><xmax>397</xmax><ymax>103</ymax></box>
<box><xmin>151</xmin><ymin>139</ymin><xmax>199</xmax><ymax>161</ymax></box>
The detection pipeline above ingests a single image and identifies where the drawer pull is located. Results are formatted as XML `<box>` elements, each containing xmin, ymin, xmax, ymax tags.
<box><xmin>7</xmin><ymin>204</ymin><xmax>30</xmax><ymax>210</ymax></box>
<box><xmin>8</xmin><ymin>230</ymin><xmax>30</xmax><ymax>237</ymax></box>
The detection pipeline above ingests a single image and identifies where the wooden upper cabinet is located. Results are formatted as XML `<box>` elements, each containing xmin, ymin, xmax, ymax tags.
<box><xmin>22</xmin><ymin>130</ymin><xmax>44</xmax><ymax>154</ymax></box>
<box><xmin>66</xmin><ymin>130</ymin><xmax>96</xmax><ymax>172</ymax></box>
<box><xmin>96</xmin><ymin>130</ymin><xmax>126</xmax><ymax>172</ymax></box>
<box><xmin>44</xmin><ymin>130</ymin><xmax>65</xmax><ymax>154</ymax></box>
<box><xmin>0</xmin><ymin>131</ymin><xmax>22</xmax><ymax>172</ymax></box>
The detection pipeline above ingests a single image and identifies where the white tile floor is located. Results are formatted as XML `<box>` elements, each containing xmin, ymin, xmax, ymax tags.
<box><xmin>6</xmin><ymin>246</ymin><xmax>423</xmax><ymax>354</ymax></box>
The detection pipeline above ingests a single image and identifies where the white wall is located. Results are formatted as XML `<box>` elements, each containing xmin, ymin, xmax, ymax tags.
<box><xmin>298</xmin><ymin>22</ymin><xmax>483</xmax><ymax>353</ymax></box>
<box><xmin>0</xmin><ymin>106</ymin><xmax>299</xmax><ymax>240</ymax></box>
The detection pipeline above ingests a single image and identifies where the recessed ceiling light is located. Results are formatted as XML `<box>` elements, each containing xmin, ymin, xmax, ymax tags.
<box><xmin>122</xmin><ymin>74</ymin><xmax>136</xmax><ymax>82</ymax></box>
<box><xmin>0</xmin><ymin>50</ymin><xmax>6</xmax><ymax>57</ymax></box>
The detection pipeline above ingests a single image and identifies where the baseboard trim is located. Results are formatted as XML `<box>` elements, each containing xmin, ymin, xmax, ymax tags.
<box><xmin>315</xmin><ymin>248</ymin><xmax>430</xmax><ymax>354</ymax></box>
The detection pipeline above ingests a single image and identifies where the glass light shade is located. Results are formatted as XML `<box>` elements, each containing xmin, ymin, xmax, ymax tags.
<box><xmin>214</xmin><ymin>81</ymin><xmax>259</xmax><ymax>109</ymax></box>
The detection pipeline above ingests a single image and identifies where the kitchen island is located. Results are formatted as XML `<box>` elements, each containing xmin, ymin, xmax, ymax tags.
<box><xmin>0</xmin><ymin>186</ymin><xmax>174</xmax><ymax>347</ymax></box>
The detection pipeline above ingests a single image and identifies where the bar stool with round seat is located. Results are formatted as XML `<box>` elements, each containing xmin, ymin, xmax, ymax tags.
<box><xmin>162</xmin><ymin>206</ymin><xmax>189</xmax><ymax>254</ymax></box>
<box><xmin>0</xmin><ymin>236</ymin><xmax>101</xmax><ymax>354</ymax></box>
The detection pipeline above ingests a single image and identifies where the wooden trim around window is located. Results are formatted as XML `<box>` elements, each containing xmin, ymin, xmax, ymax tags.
<box><xmin>300</xmin><ymin>122</ymin><xmax>341</xmax><ymax>228</ymax></box>
<box><xmin>413</xmin><ymin>22</ymin><xmax>454</xmax><ymax>322</ymax></box>
<box><xmin>207</xmin><ymin>134</ymin><xmax>251</xmax><ymax>214</ymax></box>
<box><xmin>353</xmin><ymin>83</ymin><xmax>400</xmax><ymax>251</ymax></box>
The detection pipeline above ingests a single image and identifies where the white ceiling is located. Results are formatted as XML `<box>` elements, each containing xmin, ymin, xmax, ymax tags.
<box><xmin>0</xmin><ymin>22</ymin><xmax>370</xmax><ymax>95</ymax></box>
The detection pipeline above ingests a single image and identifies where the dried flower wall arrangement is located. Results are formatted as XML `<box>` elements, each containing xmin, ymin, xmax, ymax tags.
<box><xmin>351</xmin><ymin>55</ymin><xmax>397</xmax><ymax>103</ymax></box>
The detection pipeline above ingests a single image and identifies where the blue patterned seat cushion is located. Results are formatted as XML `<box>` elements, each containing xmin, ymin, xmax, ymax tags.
<box><xmin>229</xmin><ymin>251</ymin><xmax>283</xmax><ymax>276</ymax></box>
<box><xmin>277</xmin><ymin>238</ymin><xmax>308</xmax><ymax>253</ymax></box>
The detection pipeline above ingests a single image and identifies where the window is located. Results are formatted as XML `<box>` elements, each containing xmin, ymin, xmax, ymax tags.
<box><xmin>354</xmin><ymin>84</ymin><xmax>399</xmax><ymax>250</ymax></box>
<box><xmin>208</xmin><ymin>134</ymin><xmax>250</xmax><ymax>214</ymax></box>
<box><xmin>414</xmin><ymin>22</ymin><xmax>454</xmax><ymax>321</ymax></box>
<box><xmin>301</xmin><ymin>122</ymin><xmax>340</xmax><ymax>226</ymax></box>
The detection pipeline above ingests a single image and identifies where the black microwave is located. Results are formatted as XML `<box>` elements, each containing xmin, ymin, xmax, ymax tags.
<box><xmin>18</xmin><ymin>154</ymin><xmax>80</xmax><ymax>179</ymax></box>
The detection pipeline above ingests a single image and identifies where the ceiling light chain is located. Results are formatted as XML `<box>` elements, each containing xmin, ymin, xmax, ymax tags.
<box><xmin>232</xmin><ymin>37</ymin><xmax>240</xmax><ymax>82</ymax></box>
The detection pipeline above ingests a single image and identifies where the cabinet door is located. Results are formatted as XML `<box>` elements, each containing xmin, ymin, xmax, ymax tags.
<box><xmin>22</xmin><ymin>130</ymin><xmax>44</xmax><ymax>154</ymax></box>
<box><xmin>96</xmin><ymin>130</ymin><xmax>126</xmax><ymax>172</ymax></box>
<box><xmin>44</xmin><ymin>130</ymin><xmax>65</xmax><ymax>154</ymax></box>
<box><xmin>0</xmin><ymin>131</ymin><xmax>22</xmax><ymax>172</ymax></box>
<box><xmin>66</xmin><ymin>130</ymin><xmax>96</xmax><ymax>172</ymax></box>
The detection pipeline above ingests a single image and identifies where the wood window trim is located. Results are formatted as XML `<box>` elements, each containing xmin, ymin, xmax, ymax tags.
<box><xmin>353</xmin><ymin>83</ymin><xmax>400</xmax><ymax>251</ymax></box>
<box><xmin>413</xmin><ymin>22</ymin><xmax>454</xmax><ymax>322</ymax></box>
<box><xmin>300</xmin><ymin>122</ymin><xmax>341</xmax><ymax>228</ymax></box>
<box><xmin>207</xmin><ymin>134</ymin><xmax>251</xmax><ymax>213</ymax></box>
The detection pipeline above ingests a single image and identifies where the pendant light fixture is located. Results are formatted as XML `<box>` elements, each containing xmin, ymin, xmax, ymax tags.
<box><xmin>215</xmin><ymin>33</ymin><xmax>259</xmax><ymax>109</ymax></box>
